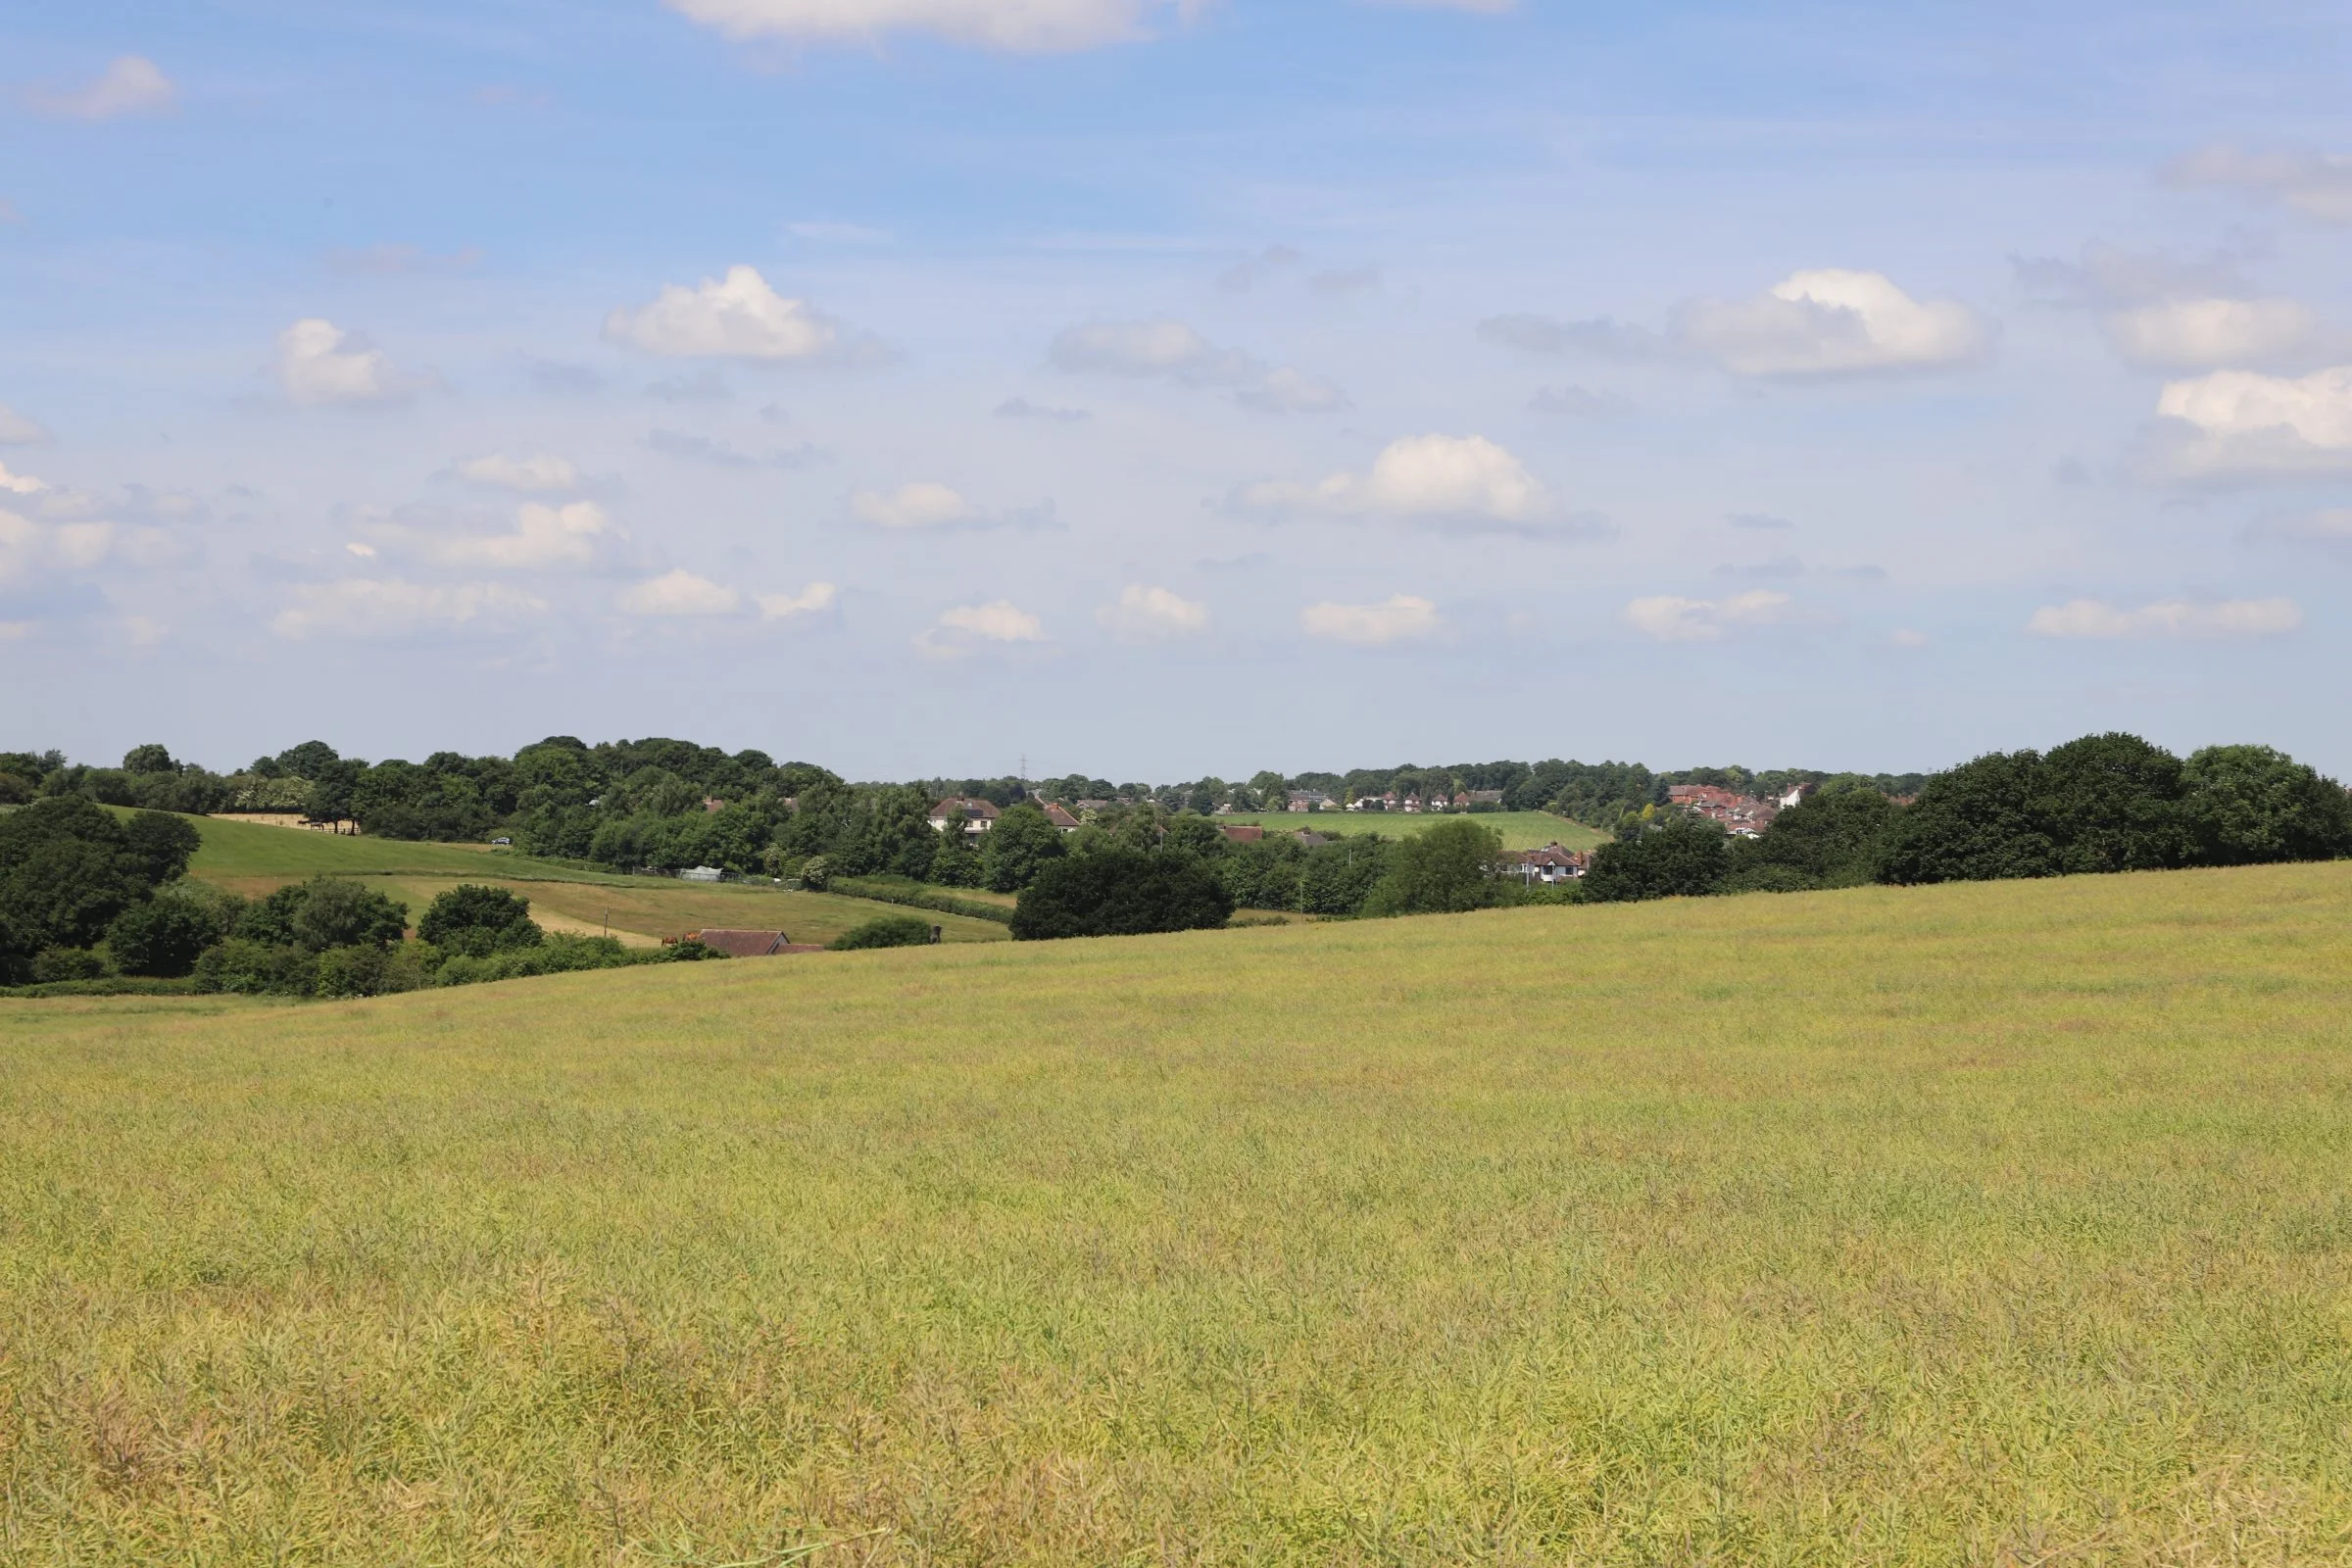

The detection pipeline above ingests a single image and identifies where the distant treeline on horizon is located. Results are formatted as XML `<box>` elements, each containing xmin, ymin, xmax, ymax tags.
<box><xmin>0</xmin><ymin>735</ymin><xmax>1922</xmax><ymax>840</ymax></box>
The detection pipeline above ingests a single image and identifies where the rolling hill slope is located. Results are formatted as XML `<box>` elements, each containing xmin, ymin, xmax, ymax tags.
<box><xmin>4</xmin><ymin>863</ymin><xmax>2349</xmax><ymax>1560</ymax></box>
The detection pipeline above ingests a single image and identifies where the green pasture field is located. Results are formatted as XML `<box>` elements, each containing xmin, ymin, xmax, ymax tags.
<box><xmin>181</xmin><ymin>814</ymin><xmax>1009</xmax><ymax>945</ymax></box>
<box><xmin>1215</xmin><ymin>808</ymin><xmax>1606</xmax><ymax>851</ymax></box>
<box><xmin>5</xmin><ymin>863</ymin><xmax>2351</xmax><ymax>1561</ymax></box>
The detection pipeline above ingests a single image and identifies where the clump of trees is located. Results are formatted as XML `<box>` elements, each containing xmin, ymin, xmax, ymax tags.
<box><xmin>0</xmin><ymin>797</ymin><xmax>206</xmax><ymax>982</ymax></box>
<box><xmin>1010</xmin><ymin>849</ymin><xmax>1233</xmax><ymax>940</ymax></box>
<box><xmin>1582</xmin><ymin>734</ymin><xmax>2351</xmax><ymax>904</ymax></box>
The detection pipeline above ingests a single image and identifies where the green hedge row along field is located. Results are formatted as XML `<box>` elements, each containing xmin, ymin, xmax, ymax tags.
<box><xmin>1213</xmin><ymin>808</ymin><xmax>1607</xmax><ymax>851</ymax></box>
<box><xmin>4</xmin><ymin>863</ymin><xmax>2350</xmax><ymax>1562</ymax></box>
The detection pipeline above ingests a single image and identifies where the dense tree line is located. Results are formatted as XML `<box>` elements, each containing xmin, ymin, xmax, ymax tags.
<box><xmin>1581</xmin><ymin>735</ymin><xmax>2352</xmax><ymax>905</ymax></box>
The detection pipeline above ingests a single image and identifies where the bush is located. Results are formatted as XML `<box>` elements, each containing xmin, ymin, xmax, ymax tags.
<box><xmin>238</xmin><ymin>878</ymin><xmax>409</xmax><ymax>953</ymax></box>
<box><xmin>799</xmin><ymin>856</ymin><xmax>831</xmax><ymax>892</ymax></box>
<box><xmin>1583</xmin><ymin>816</ymin><xmax>1731</xmax><ymax>903</ymax></box>
<box><xmin>106</xmin><ymin>893</ymin><xmax>220</xmax><ymax>977</ymax></box>
<box><xmin>1718</xmin><ymin>862</ymin><xmax>1821</xmax><ymax>896</ymax></box>
<box><xmin>667</xmin><ymin>937</ymin><xmax>726</xmax><ymax>961</ymax></box>
<box><xmin>193</xmin><ymin>939</ymin><xmax>319</xmax><ymax>997</ymax></box>
<box><xmin>1010</xmin><ymin>850</ymin><xmax>1233</xmax><ymax>940</ymax></box>
<box><xmin>830</xmin><ymin>914</ymin><xmax>937</xmax><ymax>950</ymax></box>
<box><xmin>418</xmin><ymin>884</ymin><xmax>543</xmax><ymax>957</ymax></box>
<box><xmin>31</xmin><ymin>947</ymin><xmax>110</xmax><ymax>983</ymax></box>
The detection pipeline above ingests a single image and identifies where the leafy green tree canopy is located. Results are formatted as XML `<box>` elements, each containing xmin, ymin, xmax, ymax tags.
<box><xmin>1362</xmin><ymin>818</ymin><xmax>1504</xmax><ymax>916</ymax></box>
<box><xmin>981</xmin><ymin>803</ymin><xmax>1067</xmax><ymax>893</ymax></box>
<box><xmin>2181</xmin><ymin>745</ymin><xmax>2352</xmax><ymax>865</ymax></box>
<box><xmin>418</xmin><ymin>884</ymin><xmax>544</xmax><ymax>957</ymax></box>
<box><xmin>107</xmin><ymin>893</ymin><xmax>220</xmax><ymax>978</ymax></box>
<box><xmin>1582</xmin><ymin>816</ymin><xmax>1731</xmax><ymax>903</ymax></box>
<box><xmin>1010</xmin><ymin>850</ymin><xmax>1233</xmax><ymax>940</ymax></box>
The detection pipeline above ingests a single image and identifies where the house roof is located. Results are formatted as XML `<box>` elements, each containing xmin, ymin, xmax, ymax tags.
<box><xmin>1221</xmin><ymin>824</ymin><xmax>1265</xmax><ymax>842</ymax></box>
<box><xmin>1042</xmin><ymin>803</ymin><xmax>1081</xmax><ymax>828</ymax></box>
<box><xmin>1294</xmin><ymin>830</ymin><xmax>1332</xmax><ymax>847</ymax></box>
<box><xmin>930</xmin><ymin>797</ymin><xmax>1002</xmax><ymax>819</ymax></box>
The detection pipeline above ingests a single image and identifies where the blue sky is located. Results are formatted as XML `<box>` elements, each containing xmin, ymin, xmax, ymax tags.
<box><xmin>6</xmin><ymin>0</ymin><xmax>2352</xmax><ymax>779</ymax></box>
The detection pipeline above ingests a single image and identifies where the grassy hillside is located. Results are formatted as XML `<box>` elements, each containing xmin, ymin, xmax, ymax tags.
<box><xmin>5</xmin><ymin>865</ymin><xmax>2350</xmax><ymax>1561</ymax></box>
<box><xmin>1216</xmin><ymin>808</ymin><xmax>1605</xmax><ymax>851</ymax></box>
<box><xmin>181</xmin><ymin>814</ymin><xmax>1008</xmax><ymax>945</ymax></box>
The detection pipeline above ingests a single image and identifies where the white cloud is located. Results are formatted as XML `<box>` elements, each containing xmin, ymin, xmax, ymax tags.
<box><xmin>2103</xmin><ymin>298</ymin><xmax>2319</xmax><ymax>368</ymax></box>
<box><xmin>757</xmin><ymin>582</ymin><xmax>837</xmax><ymax>619</ymax></box>
<box><xmin>618</xmin><ymin>569</ymin><xmax>741</xmax><ymax>616</ymax></box>
<box><xmin>1299</xmin><ymin>594</ymin><xmax>1441</xmax><ymax>646</ymax></box>
<box><xmin>1049</xmin><ymin>318</ymin><xmax>1347</xmax><ymax>412</ymax></box>
<box><xmin>2027</xmin><ymin>597</ymin><xmax>2302</xmax><ymax>640</ymax></box>
<box><xmin>31</xmin><ymin>57</ymin><xmax>175</xmax><ymax>121</ymax></box>
<box><xmin>605</xmin><ymin>266</ymin><xmax>851</xmax><ymax>361</ymax></box>
<box><xmin>2256</xmin><ymin>507</ymin><xmax>2352</xmax><ymax>551</ymax></box>
<box><xmin>1623</xmin><ymin>590</ymin><xmax>1795</xmax><ymax>642</ymax></box>
<box><xmin>0</xmin><ymin>462</ymin><xmax>48</xmax><ymax>495</ymax></box>
<box><xmin>271</xmin><ymin>579</ymin><xmax>545</xmax><ymax>640</ymax></box>
<box><xmin>2166</xmin><ymin>144</ymin><xmax>2352</xmax><ymax>223</ymax></box>
<box><xmin>663</xmin><ymin>0</ymin><xmax>1163</xmax><ymax>53</ymax></box>
<box><xmin>428</xmin><ymin>502</ymin><xmax>619</xmax><ymax>570</ymax></box>
<box><xmin>277</xmin><ymin>318</ymin><xmax>410</xmax><ymax>407</ymax></box>
<box><xmin>0</xmin><ymin>406</ymin><xmax>50</xmax><ymax>446</ymax></box>
<box><xmin>2154</xmin><ymin>366</ymin><xmax>2352</xmax><ymax>475</ymax></box>
<box><xmin>457</xmin><ymin>452</ymin><xmax>579</xmax><ymax>493</ymax></box>
<box><xmin>1678</xmin><ymin>270</ymin><xmax>1988</xmax><ymax>377</ymax></box>
<box><xmin>851</xmin><ymin>482</ymin><xmax>972</xmax><ymax>530</ymax></box>
<box><xmin>1098</xmin><ymin>584</ymin><xmax>1207</xmax><ymax>642</ymax></box>
<box><xmin>1241</xmin><ymin>434</ymin><xmax>1546</xmax><ymax>528</ymax></box>
<box><xmin>917</xmin><ymin>599</ymin><xmax>1046</xmax><ymax>656</ymax></box>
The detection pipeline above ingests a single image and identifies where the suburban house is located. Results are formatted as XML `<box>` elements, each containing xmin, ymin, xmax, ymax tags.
<box><xmin>1498</xmin><ymin>843</ymin><xmax>1590</xmax><ymax>883</ymax></box>
<box><xmin>1041</xmin><ymin>802</ymin><xmax>1082</xmax><ymax>832</ymax></box>
<box><xmin>1667</xmin><ymin>784</ymin><xmax>1778</xmax><ymax>837</ymax></box>
<box><xmin>1286</xmin><ymin>789</ymin><xmax>1337</xmax><ymax>812</ymax></box>
<box><xmin>927</xmin><ymin>797</ymin><xmax>1003</xmax><ymax>835</ymax></box>
<box><xmin>686</xmin><ymin>929</ymin><xmax>827</xmax><ymax>956</ymax></box>
<box><xmin>1454</xmin><ymin>789</ymin><xmax>1506</xmax><ymax>808</ymax></box>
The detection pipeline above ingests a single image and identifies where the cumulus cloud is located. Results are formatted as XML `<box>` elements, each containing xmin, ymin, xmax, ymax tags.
<box><xmin>757</xmin><ymin>582</ymin><xmax>837</xmax><ymax>619</ymax></box>
<box><xmin>457</xmin><ymin>452</ymin><xmax>579</xmax><ymax>493</ymax></box>
<box><xmin>271</xmin><ymin>579</ymin><xmax>545</xmax><ymax>640</ymax></box>
<box><xmin>1098</xmin><ymin>584</ymin><xmax>1207</xmax><ymax>642</ymax></box>
<box><xmin>917</xmin><ymin>599</ymin><xmax>1047</xmax><ymax>657</ymax></box>
<box><xmin>2102</xmin><ymin>297</ymin><xmax>2319</xmax><ymax>368</ymax></box>
<box><xmin>277</xmin><ymin>318</ymin><xmax>417</xmax><ymax>407</ymax></box>
<box><xmin>1677</xmin><ymin>270</ymin><xmax>1988</xmax><ymax>377</ymax></box>
<box><xmin>30</xmin><ymin>56</ymin><xmax>176</xmax><ymax>121</ymax></box>
<box><xmin>1049</xmin><ymin>319</ymin><xmax>1348</xmax><ymax>412</ymax></box>
<box><xmin>1239</xmin><ymin>434</ymin><xmax>1564</xmax><ymax>536</ymax></box>
<box><xmin>851</xmin><ymin>482</ymin><xmax>973</xmax><ymax>530</ymax></box>
<box><xmin>0</xmin><ymin>462</ymin><xmax>47</xmax><ymax>496</ymax></box>
<box><xmin>606</xmin><ymin>266</ymin><xmax>864</xmax><ymax>362</ymax></box>
<box><xmin>0</xmin><ymin>406</ymin><xmax>51</xmax><ymax>447</ymax></box>
<box><xmin>663</xmin><ymin>0</ymin><xmax>1168</xmax><ymax>52</ymax></box>
<box><xmin>2165</xmin><ymin>144</ymin><xmax>2352</xmax><ymax>223</ymax></box>
<box><xmin>1484</xmin><ymin>271</ymin><xmax>1986</xmax><ymax>378</ymax></box>
<box><xmin>2026</xmin><ymin>597</ymin><xmax>2302</xmax><ymax>640</ymax></box>
<box><xmin>1299</xmin><ymin>594</ymin><xmax>1441</xmax><ymax>646</ymax></box>
<box><xmin>2152</xmin><ymin>366</ymin><xmax>2352</xmax><ymax>476</ymax></box>
<box><xmin>1622</xmin><ymin>590</ymin><xmax>1796</xmax><ymax>642</ymax></box>
<box><xmin>618</xmin><ymin>569</ymin><xmax>741</xmax><ymax>616</ymax></box>
<box><xmin>426</xmin><ymin>502</ymin><xmax>620</xmax><ymax>570</ymax></box>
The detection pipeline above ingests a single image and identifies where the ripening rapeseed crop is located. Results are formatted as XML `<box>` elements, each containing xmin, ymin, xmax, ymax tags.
<box><xmin>3</xmin><ymin>863</ymin><xmax>2349</xmax><ymax>1564</ymax></box>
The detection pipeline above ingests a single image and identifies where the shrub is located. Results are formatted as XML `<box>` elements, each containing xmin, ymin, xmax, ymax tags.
<box><xmin>418</xmin><ymin>884</ymin><xmax>543</xmax><ymax>957</ymax></box>
<box><xmin>1011</xmin><ymin>850</ymin><xmax>1233</xmax><ymax>940</ymax></box>
<box><xmin>830</xmin><ymin>914</ymin><xmax>936</xmax><ymax>951</ymax></box>
<box><xmin>31</xmin><ymin>947</ymin><xmax>110</xmax><ymax>983</ymax></box>
<box><xmin>799</xmin><ymin>856</ymin><xmax>831</xmax><ymax>892</ymax></box>
<box><xmin>193</xmin><ymin>939</ymin><xmax>319</xmax><ymax>997</ymax></box>
<box><xmin>239</xmin><ymin>878</ymin><xmax>409</xmax><ymax>953</ymax></box>
<box><xmin>667</xmin><ymin>937</ymin><xmax>726</xmax><ymax>961</ymax></box>
<box><xmin>1583</xmin><ymin>816</ymin><xmax>1732</xmax><ymax>903</ymax></box>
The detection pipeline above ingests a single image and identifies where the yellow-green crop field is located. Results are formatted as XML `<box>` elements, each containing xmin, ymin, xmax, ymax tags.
<box><xmin>1214</xmin><ymin>809</ymin><xmax>1606</xmax><ymax>852</ymax></box>
<box><xmin>4</xmin><ymin>863</ymin><xmax>2351</xmax><ymax>1563</ymax></box>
